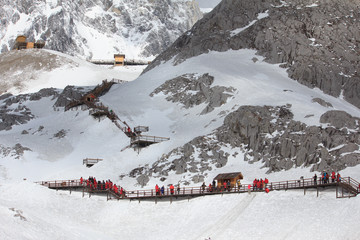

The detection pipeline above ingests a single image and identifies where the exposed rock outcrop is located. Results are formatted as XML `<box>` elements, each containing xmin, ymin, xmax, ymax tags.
<box><xmin>0</xmin><ymin>88</ymin><xmax>58</xmax><ymax>131</ymax></box>
<box><xmin>150</xmin><ymin>73</ymin><xmax>235</xmax><ymax>114</ymax></box>
<box><xmin>0</xmin><ymin>143</ymin><xmax>32</xmax><ymax>159</ymax></box>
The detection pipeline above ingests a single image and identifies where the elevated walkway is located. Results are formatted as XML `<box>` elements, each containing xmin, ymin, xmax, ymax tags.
<box><xmin>38</xmin><ymin>176</ymin><xmax>359</xmax><ymax>203</ymax></box>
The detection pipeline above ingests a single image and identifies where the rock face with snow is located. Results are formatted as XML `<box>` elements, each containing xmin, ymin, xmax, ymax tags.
<box><xmin>0</xmin><ymin>0</ymin><xmax>202</xmax><ymax>59</ymax></box>
<box><xmin>150</xmin><ymin>73</ymin><xmax>235</xmax><ymax>114</ymax></box>
<box><xmin>131</xmin><ymin>105</ymin><xmax>360</xmax><ymax>185</ymax></box>
<box><xmin>146</xmin><ymin>0</ymin><xmax>360</xmax><ymax>108</ymax></box>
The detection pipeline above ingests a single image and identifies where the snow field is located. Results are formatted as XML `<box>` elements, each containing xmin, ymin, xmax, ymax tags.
<box><xmin>0</xmin><ymin>181</ymin><xmax>359</xmax><ymax>240</ymax></box>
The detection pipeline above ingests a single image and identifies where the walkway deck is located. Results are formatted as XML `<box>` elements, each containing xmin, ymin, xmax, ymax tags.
<box><xmin>38</xmin><ymin>177</ymin><xmax>359</xmax><ymax>202</ymax></box>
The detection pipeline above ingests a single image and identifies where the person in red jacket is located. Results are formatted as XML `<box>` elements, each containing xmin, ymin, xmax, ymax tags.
<box><xmin>208</xmin><ymin>183</ymin><xmax>213</xmax><ymax>192</ymax></box>
<box><xmin>337</xmin><ymin>173</ymin><xmax>341</xmax><ymax>182</ymax></box>
<box><xmin>80</xmin><ymin>177</ymin><xmax>83</xmax><ymax>185</ymax></box>
<box><xmin>170</xmin><ymin>184</ymin><xmax>175</xmax><ymax>195</ymax></box>
<box><xmin>331</xmin><ymin>171</ymin><xmax>336</xmax><ymax>183</ymax></box>
<box><xmin>264</xmin><ymin>178</ymin><xmax>269</xmax><ymax>187</ymax></box>
<box><xmin>155</xmin><ymin>184</ymin><xmax>160</xmax><ymax>196</ymax></box>
<box><xmin>223</xmin><ymin>181</ymin><xmax>227</xmax><ymax>191</ymax></box>
<box><xmin>253</xmin><ymin>179</ymin><xmax>258</xmax><ymax>190</ymax></box>
<box><xmin>247</xmin><ymin>184</ymin><xmax>251</xmax><ymax>194</ymax></box>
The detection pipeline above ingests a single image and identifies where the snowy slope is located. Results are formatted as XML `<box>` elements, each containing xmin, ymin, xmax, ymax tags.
<box><xmin>0</xmin><ymin>182</ymin><xmax>359</xmax><ymax>240</ymax></box>
<box><xmin>1</xmin><ymin>40</ymin><xmax>360</xmax><ymax>240</ymax></box>
<box><xmin>1</xmin><ymin>49</ymin><xmax>360</xmax><ymax>184</ymax></box>
<box><xmin>0</xmin><ymin>49</ymin><xmax>145</xmax><ymax>95</ymax></box>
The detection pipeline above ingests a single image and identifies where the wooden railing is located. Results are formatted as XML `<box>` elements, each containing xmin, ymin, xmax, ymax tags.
<box><xmin>122</xmin><ymin>177</ymin><xmax>359</xmax><ymax>199</ymax></box>
<box><xmin>37</xmin><ymin>176</ymin><xmax>359</xmax><ymax>199</ymax></box>
<box><xmin>37</xmin><ymin>179</ymin><xmax>83</xmax><ymax>188</ymax></box>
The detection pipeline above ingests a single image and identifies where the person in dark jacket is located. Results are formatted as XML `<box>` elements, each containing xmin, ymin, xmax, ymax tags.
<box><xmin>313</xmin><ymin>174</ymin><xmax>317</xmax><ymax>185</ymax></box>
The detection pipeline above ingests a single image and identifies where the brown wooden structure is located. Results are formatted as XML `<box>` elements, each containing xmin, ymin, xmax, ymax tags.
<box><xmin>13</xmin><ymin>35</ymin><xmax>45</xmax><ymax>50</ymax></box>
<box><xmin>214</xmin><ymin>172</ymin><xmax>244</xmax><ymax>188</ymax></box>
<box><xmin>114</xmin><ymin>54</ymin><xmax>125</xmax><ymax>66</ymax></box>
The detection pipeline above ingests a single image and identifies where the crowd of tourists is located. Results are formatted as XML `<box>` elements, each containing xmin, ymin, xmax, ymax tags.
<box><xmin>313</xmin><ymin>171</ymin><xmax>341</xmax><ymax>185</ymax></box>
<box><xmin>80</xmin><ymin>176</ymin><xmax>126</xmax><ymax>198</ymax></box>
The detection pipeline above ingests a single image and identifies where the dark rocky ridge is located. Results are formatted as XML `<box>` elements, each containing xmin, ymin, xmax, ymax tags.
<box><xmin>145</xmin><ymin>0</ymin><xmax>360</xmax><ymax>108</ymax></box>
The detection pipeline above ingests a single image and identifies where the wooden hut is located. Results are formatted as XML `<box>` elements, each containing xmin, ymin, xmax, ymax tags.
<box><xmin>213</xmin><ymin>172</ymin><xmax>243</xmax><ymax>188</ymax></box>
<box><xmin>114</xmin><ymin>54</ymin><xmax>125</xmax><ymax>66</ymax></box>
<box><xmin>13</xmin><ymin>35</ymin><xmax>27</xmax><ymax>50</ymax></box>
<box><xmin>13</xmin><ymin>35</ymin><xmax>45</xmax><ymax>50</ymax></box>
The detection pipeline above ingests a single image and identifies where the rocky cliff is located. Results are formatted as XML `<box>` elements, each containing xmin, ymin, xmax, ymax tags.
<box><xmin>0</xmin><ymin>0</ymin><xmax>202</xmax><ymax>59</ymax></box>
<box><xmin>145</xmin><ymin>0</ymin><xmax>360</xmax><ymax>108</ymax></box>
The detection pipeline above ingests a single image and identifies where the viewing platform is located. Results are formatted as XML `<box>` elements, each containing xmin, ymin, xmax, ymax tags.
<box><xmin>83</xmin><ymin>158</ymin><xmax>103</xmax><ymax>168</ymax></box>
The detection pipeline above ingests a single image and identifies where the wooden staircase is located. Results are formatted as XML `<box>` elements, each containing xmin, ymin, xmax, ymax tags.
<box><xmin>336</xmin><ymin>177</ymin><xmax>359</xmax><ymax>198</ymax></box>
<box><xmin>64</xmin><ymin>80</ymin><xmax>170</xmax><ymax>149</ymax></box>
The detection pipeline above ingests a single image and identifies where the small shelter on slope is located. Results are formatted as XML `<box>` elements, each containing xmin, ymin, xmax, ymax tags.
<box><xmin>213</xmin><ymin>172</ymin><xmax>243</xmax><ymax>188</ymax></box>
<box><xmin>114</xmin><ymin>54</ymin><xmax>125</xmax><ymax>66</ymax></box>
<box><xmin>13</xmin><ymin>35</ymin><xmax>45</xmax><ymax>50</ymax></box>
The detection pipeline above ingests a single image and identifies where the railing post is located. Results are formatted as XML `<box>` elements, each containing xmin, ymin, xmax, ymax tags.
<box><xmin>303</xmin><ymin>178</ymin><xmax>305</xmax><ymax>195</ymax></box>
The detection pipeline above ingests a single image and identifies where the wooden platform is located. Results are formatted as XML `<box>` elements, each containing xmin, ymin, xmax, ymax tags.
<box><xmin>130</xmin><ymin>135</ymin><xmax>170</xmax><ymax>147</ymax></box>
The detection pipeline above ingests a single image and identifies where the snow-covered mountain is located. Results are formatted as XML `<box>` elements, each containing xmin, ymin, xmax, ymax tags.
<box><xmin>0</xmin><ymin>0</ymin><xmax>202</xmax><ymax>60</ymax></box>
<box><xmin>1</xmin><ymin>0</ymin><xmax>360</xmax><ymax>239</ymax></box>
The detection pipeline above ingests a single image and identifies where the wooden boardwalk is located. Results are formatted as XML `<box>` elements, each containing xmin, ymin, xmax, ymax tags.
<box><xmin>37</xmin><ymin>176</ymin><xmax>359</xmax><ymax>202</ymax></box>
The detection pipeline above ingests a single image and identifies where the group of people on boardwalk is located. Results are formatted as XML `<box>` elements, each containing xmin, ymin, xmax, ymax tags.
<box><xmin>153</xmin><ymin>178</ymin><xmax>271</xmax><ymax>197</ymax></box>
<box><xmin>80</xmin><ymin>176</ymin><xmax>126</xmax><ymax>198</ymax></box>
<box><xmin>313</xmin><ymin>171</ymin><xmax>341</xmax><ymax>185</ymax></box>
<box><xmin>155</xmin><ymin>184</ymin><xmax>180</xmax><ymax>196</ymax></box>
<box><xmin>253</xmin><ymin>178</ymin><xmax>269</xmax><ymax>191</ymax></box>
